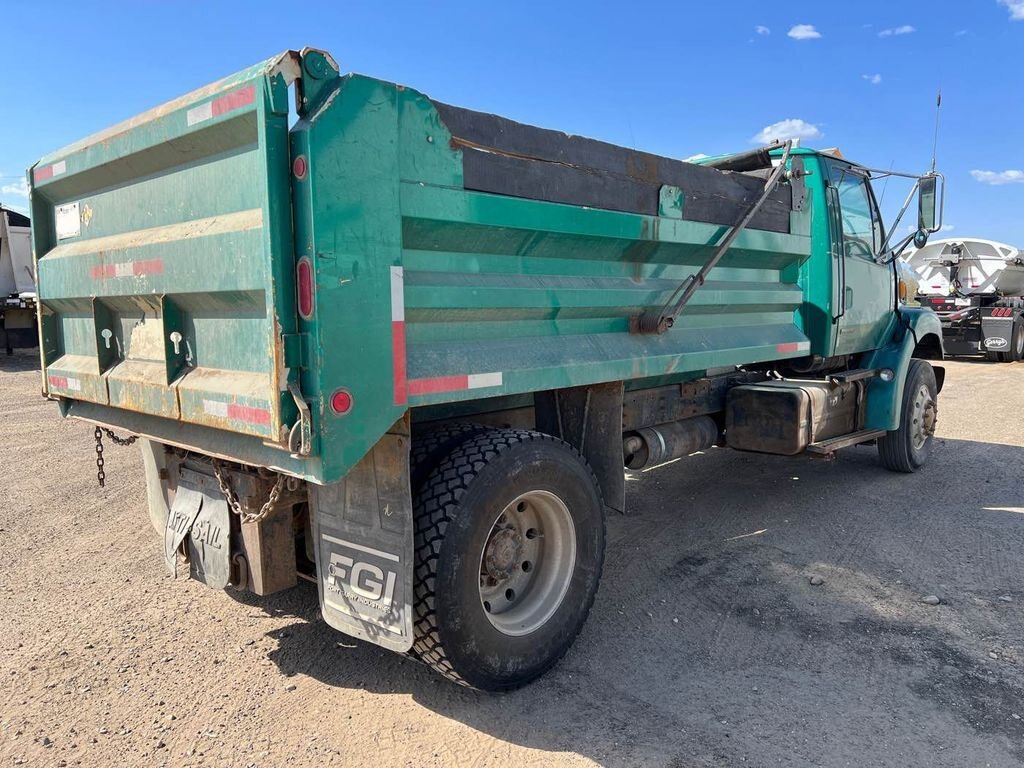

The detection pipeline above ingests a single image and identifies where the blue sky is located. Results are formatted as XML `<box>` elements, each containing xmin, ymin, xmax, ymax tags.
<box><xmin>1</xmin><ymin>0</ymin><xmax>1022</xmax><ymax>244</ymax></box>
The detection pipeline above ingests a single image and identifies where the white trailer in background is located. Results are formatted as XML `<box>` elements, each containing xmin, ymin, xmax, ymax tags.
<box><xmin>0</xmin><ymin>206</ymin><xmax>36</xmax><ymax>354</ymax></box>
<box><xmin>906</xmin><ymin>238</ymin><xmax>1024</xmax><ymax>362</ymax></box>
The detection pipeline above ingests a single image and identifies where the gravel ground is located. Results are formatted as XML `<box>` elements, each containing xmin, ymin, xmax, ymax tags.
<box><xmin>1</xmin><ymin>351</ymin><xmax>1022</xmax><ymax>767</ymax></box>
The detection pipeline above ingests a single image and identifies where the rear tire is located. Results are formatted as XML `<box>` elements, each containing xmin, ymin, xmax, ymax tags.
<box><xmin>409</xmin><ymin>422</ymin><xmax>491</xmax><ymax>494</ymax></box>
<box><xmin>410</xmin><ymin>429</ymin><xmax>605</xmax><ymax>690</ymax></box>
<box><xmin>878</xmin><ymin>359</ymin><xmax>938</xmax><ymax>473</ymax></box>
<box><xmin>1004</xmin><ymin>320</ymin><xmax>1023</xmax><ymax>363</ymax></box>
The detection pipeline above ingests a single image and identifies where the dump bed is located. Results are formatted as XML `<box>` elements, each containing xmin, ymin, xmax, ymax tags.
<box><xmin>32</xmin><ymin>52</ymin><xmax>302</xmax><ymax>448</ymax></box>
<box><xmin>1</xmin><ymin>207</ymin><xmax>34</xmax><ymax>297</ymax></box>
<box><xmin>33</xmin><ymin>48</ymin><xmax>818</xmax><ymax>485</ymax></box>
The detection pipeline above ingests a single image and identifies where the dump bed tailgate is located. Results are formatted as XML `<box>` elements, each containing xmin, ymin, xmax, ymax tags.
<box><xmin>31</xmin><ymin>52</ymin><xmax>302</xmax><ymax>445</ymax></box>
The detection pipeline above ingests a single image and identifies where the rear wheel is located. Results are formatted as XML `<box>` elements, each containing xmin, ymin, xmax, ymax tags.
<box><xmin>409</xmin><ymin>422</ymin><xmax>491</xmax><ymax>494</ymax></box>
<box><xmin>411</xmin><ymin>429</ymin><xmax>605</xmax><ymax>690</ymax></box>
<box><xmin>878</xmin><ymin>359</ymin><xmax>938</xmax><ymax>473</ymax></box>
<box><xmin>1003</xmin><ymin>320</ymin><xmax>1023</xmax><ymax>362</ymax></box>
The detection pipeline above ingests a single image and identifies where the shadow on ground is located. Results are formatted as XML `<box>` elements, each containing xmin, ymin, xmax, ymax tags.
<box><xmin>0</xmin><ymin>349</ymin><xmax>40</xmax><ymax>373</ymax></box>
<box><xmin>233</xmin><ymin>436</ymin><xmax>1024</xmax><ymax>767</ymax></box>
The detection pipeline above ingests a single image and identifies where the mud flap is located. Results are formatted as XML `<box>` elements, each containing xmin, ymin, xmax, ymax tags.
<box><xmin>308</xmin><ymin>424</ymin><xmax>414</xmax><ymax>653</ymax></box>
<box><xmin>163</xmin><ymin>468</ymin><xmax>232</xmax><ymax>589</ymax></box>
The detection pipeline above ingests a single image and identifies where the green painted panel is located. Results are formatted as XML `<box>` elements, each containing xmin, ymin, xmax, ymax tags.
<box><xmin>31</xmin><ymin>50</ymin><xmax>908</xmax><ymax>486</ymax></box>
<box><xmin>31</xmin><ymin>53</ymin><xmax>301</xmax><ymax>451</ymax></box>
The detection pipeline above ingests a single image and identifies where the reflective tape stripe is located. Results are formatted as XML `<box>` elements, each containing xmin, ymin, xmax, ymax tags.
<box><xmin>227</xmin><ymin>403</ymin><xmax>270</xmax><ymax>425</ymax></box>
<box><xmin>202</xmin><ymin>399</ymin><xmax>229</xmax><ymax>417</ymax></box>
<box><xmin>467</xmin><ymin>372</ymin><xmax>503</xmax><ymax>388</ymax></box>
<box><xmin>407</xmin><ymin>371</ymin><xmax>503</xmax><ymax>396</ymax></box>
<box><xmin>34</xmin><ymin>160</ymin><xmax>66</xmax><ymax>182</ymax></box>
<box><xmin>90</xmin><ymin>259</ymin><xmax>164</xmax><ymax>279</ymax></box>
<box><xmin>391</xmin><ymin>266</ymin><xmax>407</xmax><ymax>405</ymax></box>
<box><xmin>48</xmin><ymin>375</ymin><xmax>81</xmax><ymax>391</ymax></box>
<box><xmin>202</xmin><ymin>399</ymin><xmax>270</xmax><ymax>425</ymax></box>
<box><xmin>186</xmin><ymin>84</ymin><xmax>256</xmax><ymax>127</ymax></box>
<box><xmin>776</xmin><ymin>341</ymin><xmax>811</xmax><ymax>354</ymax></box>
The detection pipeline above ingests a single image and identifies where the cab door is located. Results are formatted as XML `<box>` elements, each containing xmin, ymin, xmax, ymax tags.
<box><xmin>826</xmin><ymin>160</ymin><xmax>894</xmax><ymax>355</ymax></box>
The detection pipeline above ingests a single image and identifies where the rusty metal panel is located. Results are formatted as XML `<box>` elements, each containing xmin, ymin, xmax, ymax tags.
<box><xmin>31</xmin><ymin>53</ymin><xmax>302</xmax><ymax>450</ymax></box>
<box><xmin>240</xmin><ymin>508</ymin><xmax>298</xmax><ymax>596</ymax></box>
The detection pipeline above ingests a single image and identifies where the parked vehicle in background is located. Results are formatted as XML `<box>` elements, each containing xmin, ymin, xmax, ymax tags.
<box><xmin>907</xmin><ymin>238</ymin><xmax>1024</xmax><ymax>362</ymax></box>
<box><xmin>29</xmin><ymin>48</ymin><xmax>945</xmax><ymax>690</ymax></box>
<box><xmin>0</xmin><ymin>206</ymin><xmax>36</xmax><ymax>354</ymax></box>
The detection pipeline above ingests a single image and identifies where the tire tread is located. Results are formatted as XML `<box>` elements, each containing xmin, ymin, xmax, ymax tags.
<box><xmin>409</xmin><ymin>429</ymin><xmax>604</xmax><ymax>689</ymax></box>
<box><xmin>878</xmin><ymin>359</ymin><xmax>937</xmax><ymax>473</ymax></box>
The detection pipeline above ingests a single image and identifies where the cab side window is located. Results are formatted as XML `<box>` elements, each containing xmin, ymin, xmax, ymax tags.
<box><xmin>829</xmin><ymin>162</ymin><xmax>883</xmax><ymax>258</ymax></box>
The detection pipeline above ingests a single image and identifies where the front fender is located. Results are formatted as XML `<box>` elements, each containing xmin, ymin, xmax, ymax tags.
<box><xmin>861</xmin><ymin>308</ymin><xmax>943</xmax><ymax>432</ymax></box>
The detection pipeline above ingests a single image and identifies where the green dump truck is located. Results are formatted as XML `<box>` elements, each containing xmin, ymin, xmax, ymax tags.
<box><xmin>30</xmin><ymin>48</ymin><xmax>945</xmax><ymax>690</ymax></box>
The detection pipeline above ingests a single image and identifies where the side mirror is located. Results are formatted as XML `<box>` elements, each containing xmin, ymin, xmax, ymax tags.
<box><xmin>917</xmin><ymin>174</ymin><xmax>942</xmax><ymax>232</ymax></box>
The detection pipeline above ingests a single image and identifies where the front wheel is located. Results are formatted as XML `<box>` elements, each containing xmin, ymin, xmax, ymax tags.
<box><xmin>410</xmin><ymin>429</ymin><xmax>605</xmax><ymax>690</ymax></box>
<box><xmin>878</xmin><ymin>359</ymin><xmax>938</xmax><ymax>473</ymax></box>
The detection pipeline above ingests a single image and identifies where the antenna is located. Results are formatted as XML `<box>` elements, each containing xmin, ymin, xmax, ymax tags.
<box><xmin>930</xmin><ymin>90</ymin><xmax>942</xmax><ymax>173</ymax></box>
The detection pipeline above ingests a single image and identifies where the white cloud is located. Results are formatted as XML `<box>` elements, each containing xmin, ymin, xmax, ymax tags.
<box><xmin>862</xmin><ymin>73</ymin><xmax>882</xmax><ymax>85</ymax></box>
<box><xmin>755</xmin><ymin>25</ymin><xmax>771</xmax><ymax>35</ymax></box>
<box><xmin>788</xmin><ymin>24</ymin><xmax>821</xmax><ymax>40</ymax></box>
<box><xmin>971</xmin><ymin>169</ymin><xmax>1024</xmax><ymax>185</ymax></box>
<box><xmin>752</xmin><ymin>118</ymin><xmax>823</xmax><ymax>145</ymax></box>
<box><xmin>1</xmin><ymin>177</ymin><xmax>28</xmax><ymax>199</ymax></box>
<box><xmin>878</xmin><ymin>25</ymin><xmax>916</xmax><ymax>37</ymax></box>
<box><xmin>684</xmin><ymin>153</ymin><xmax>710</xmax><ymax>163</ymax></box>
<box><xmin>998</xmin><ymin>0</ymin><xmax>1024</xmax><ymax>20</ymax></box>
<box><xmin>954</xmin><ymin>29</ymin><xmax>968</xmax><ymax>36</ymax></box>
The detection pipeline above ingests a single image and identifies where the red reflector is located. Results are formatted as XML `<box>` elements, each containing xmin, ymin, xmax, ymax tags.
<box><xmin>293</xmin><ymin>154</ymin><xmax>307</xmax><ymax>179</ymax></box>
<box><xmin>330</xmin><ymin>389</ymin><xmax>353</xmax><ymax>415</ymax></box>
<box><xmin>297</xmin><ymin>257</ymin><xmax>314</xmax><ymax>319</ymax></box>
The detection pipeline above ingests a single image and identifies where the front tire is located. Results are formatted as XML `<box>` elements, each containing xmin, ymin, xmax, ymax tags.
<box><xmin>411</xmin><ymin>429</ymin><xmax>605</xmax><ymax>690</ymax></box>
<box><xmin>878</xmin><ymin>359</ymin><xmax>938</xmax><ymax>473</ymax></box>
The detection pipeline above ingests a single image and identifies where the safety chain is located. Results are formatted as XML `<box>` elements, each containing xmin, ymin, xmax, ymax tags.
<box><xmin>94</xmin><ymin>426</ymin><xmax>138</xmax><ymax>488</ymax></box>
<box><xmin>212</xmin><ymin>459</ymin><xmax>285</xmax><ymax>525</ymax></box>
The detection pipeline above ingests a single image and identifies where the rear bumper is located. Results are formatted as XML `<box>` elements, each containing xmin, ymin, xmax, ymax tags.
<box><xmin>62</xmin><ymin>399</ymin><xmax>322</xmax><ymax>482</ymax></box>
<box><xmin>0</xmin><ymin>305</ymin><xmax>38</xmax><ymax>350</ymax></box>
<box><xmin>939</xmin><ymin>322</ymin><xmax>985</xmax><ymax>356</ymax></box>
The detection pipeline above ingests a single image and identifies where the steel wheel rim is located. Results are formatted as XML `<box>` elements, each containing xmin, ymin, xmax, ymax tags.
<box><xmin>478</xmin><ymin>490</ymin><xmax>577</xmax><ymax>636</ymax></box>
<box><xmin>910</xmin><ymin>382</ymin><xmax>937</xmax><ymax>451</ymax></box>
<box><xmin>1016</xmin><ymin>328</ymin><xmax>1023</xmax><ymax>358</ymax></box>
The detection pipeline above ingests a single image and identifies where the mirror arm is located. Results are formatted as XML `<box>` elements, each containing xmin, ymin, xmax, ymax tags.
<box><xmin>878</xmin><ymin>179</ymin><xmax>921</xmax><ymax>254</ymax></box>
<box><xmin>877</xmin><ymin>232</ymin><xmax>918</xmax><ymax>265</ymax></box>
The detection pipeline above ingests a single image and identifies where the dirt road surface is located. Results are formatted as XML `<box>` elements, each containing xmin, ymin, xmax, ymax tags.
<box><xmin>1</xmin><ymin>353</ymin><xmax>1022</xmax><ymax>767</ymax></box>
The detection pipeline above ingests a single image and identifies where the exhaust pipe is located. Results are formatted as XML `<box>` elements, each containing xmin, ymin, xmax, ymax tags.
<box><xmin>623</xmin><ymin>415</ymin><xmax>719</xmax><ymax>470</ymax></box>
